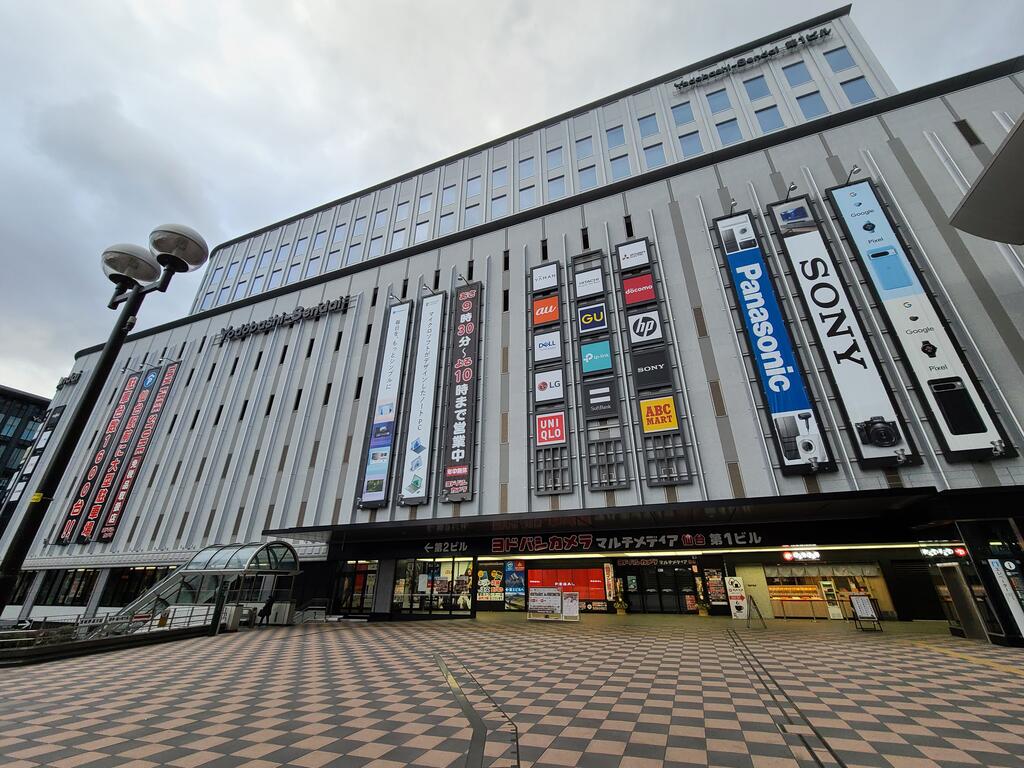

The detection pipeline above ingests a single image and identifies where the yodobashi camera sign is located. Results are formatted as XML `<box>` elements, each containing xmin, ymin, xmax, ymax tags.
<box><xmin>716</xmin><ymin>212</ymin><xmax>830</xmax><ymax>473</ymax></box>
<box><xmin>828</xmin><ymin>180</ymin><xmax>1011</xmax><ymax>461</ymax></box>
<box><xmin>770</xmin><ymin>197</ymin><xmax>915</xmax><ymax>468</ymax></box>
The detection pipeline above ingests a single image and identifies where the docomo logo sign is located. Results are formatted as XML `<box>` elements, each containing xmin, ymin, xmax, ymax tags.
<box><xmin>532</xmin><ymin>296</ymin><xmax>560</xmax><ymax>326</ymax></box>
<box><xmin>622</xmin><ymin>273</ymin><xmax>656</xmax><ymax>306</ymax></box>
<box><xmin>782</xmin><ymin>550</ymin><xmax>821</xmax><ymax>561</ymax></box>
<box><xmin>536</xmin><ymin>411</ymin><xmax>567</xmax><ymax>446</ymax></box>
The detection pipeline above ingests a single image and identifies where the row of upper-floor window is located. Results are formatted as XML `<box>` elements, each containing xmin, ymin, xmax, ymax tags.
<box><xmin>0</xmin><ymin>412</ymin><xmax>42</xmax><ymax>441</ymax></box>
<box><xmin>197</xmin><ymin>48</ymin><xmax>873</xmax><ymax>311</ymax></box>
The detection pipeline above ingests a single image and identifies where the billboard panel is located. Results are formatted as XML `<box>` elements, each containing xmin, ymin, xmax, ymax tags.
<box><xmin>576</xmin><ymin>301</ymin><xmax>608</xmax><ymax>335</ymax></box>
<box><xmin>574</xmin><ymin>267</ymin><xmax>604</xmax><ymax>298</ymax></box>
<box><xmin>770</xmin><ymin>197</ymin><xmax>914</xmax><ymax>467</ymax></box>
<box><xmin>531</xmin><ymin>262</ymin><xmax>559</xmax><ymax>293</ymax></box>
<box><xmin>630</xmin><ymin>346</ymin><xmax>673</xmax><ymax>390</ymax></box>
<box><xmin>829</xmin><ymin>180</ymin><xmax>1010</xmax><ymax>460</ymax></box>
<box><xmin>716</xmin><ymin>212</ymin><xmax>829</xmax><ymax>473</ymax></box>
<box><xmin>534</xmin><ymin>368</ymin><xmax>565</xmax><ymax>404</ymax></box>
<box><xmin>440</xmin><ymin>282</ymin><xmax>484</xmax><ymax>501</ymax></box>
<box><xmin>532</xmin><ymin>295</ymin><xmax>560</xmax><ymax>326</ymax></box>
<box><xmin>626</xmin><ymin>309</ymin><xmax>664</xmax><ymax>346</ymax></box>
<box><xmin>581</xmin><ymin>378</ymin><xmax>619</xmax><ymax>420</ymax></box>
<box><xmin>580</xmin><ymin>339</ymin><xmax>613</xmax><ymax>376</ymax></box>
<box><xmin>359</xmin><ymin>301</ymin><xmax>412</xmax><ymax>507</ymax></box>
<box><xmin>533</xmin><ymin>329</ymin><xmax>562</xmax><ymax>362</ymax></box>
<box><xmin>616</xmin><ymin>238</ymin><xmax>651</xmax><ymax>271</ymax></box>
<box><xmin>622</xmin><ymin>272</ymin><xmax>657</xmax><ymax>306</ymax></box>
<box><xmin>399</xmin><ymin>293</ymin><xmax>446</xmax><ymax>505</ymax></box>
<box><xmin>639</xmin><ymin>395</ymin><xmax>680</xmax><ymax>433</ymax></box>
<box><xmin>536</xmin><ymin>411</ymin><xmax>567</xmax><ymax>446</ymax></box>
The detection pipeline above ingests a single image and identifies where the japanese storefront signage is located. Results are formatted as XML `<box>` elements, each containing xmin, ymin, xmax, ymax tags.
<box><xmin>400</xmin><ymin>293</ymin><xmax>446</xmax><ymax>505</ymax></box>
<box><xmin>535</xmin><ymin>411</ymin><xmax>567</xmax><ymax>446</ymax></box>
<box><xmin>359</xmin><ymin>301</ymin><xmax>412</xmax><ymax>507</ymax></box>
<box><xmin>716</xmin><ymin>211</ymin><xmax>829</xmax><ymax>474</ymax></box>
<box><xmin>440</xmin><ymin>282</ymin><xmax>483</xmax><ymax>501</ymax></box>
<box><xmin>79</xmin><ymin>366</ymin><xmax>163</xmax><ymax>542</ymax></box>
<box><xmin>829</xmin><ymin>180</ymin><xmax>1011</xmax><ymax>460</ymax></box>
<box><xmin>615</xmin><ymin>238</ymin><xmax>651</xmax><ymax>272</ymax></box>
<box><xmin>639</xmin><ymin>395</ymin><xmax>679</xmax><ymax>434</ymax></box>
<box><xmin>770</xmin><ymin>197</ymin><xmax>914</xmax><ymax>468</ymax></box>
<box><xmin>55</xmin><ymin>372</ymin><xmax>141</xmax><ymax>545</ymax></box>
<box><xmin>214</xmin><ymin>297</ymin><xmax>349</xmax><ymax>345</ymax></box>
<box><xmin>491</xmin><ymin>530</ymin><xmax>764</xmax><ymax>554</ymax></box>
<box><xmin>726</xmin><ymin>576</ymin><xmax>748</xmax><ymax>620</ymax></box>
<box><xmin>96</xmin><ymin>363</ymin><xmax>180</xmax><ymax>543</ymax></box>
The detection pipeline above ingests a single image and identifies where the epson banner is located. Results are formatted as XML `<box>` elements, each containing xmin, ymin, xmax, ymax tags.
<box><xmin>359</xmin><ymin>301</ymin><xmax>412</xmax><ymax>507</ymax></box>
<box><xmin>829</xmin><ymin>180</ymin><xmax>1011</xmax><ymax>460</ymax></box>
<box><xmin>399</xmin><ymin>293</ymin><xmax>446</xmax><ymax>505</ymax></box>
<box><xmin>716</xmin><ymin>212</ymin><xmax>830</xmax><ymax>473</ymax></box>
<box><xmin>770</xmin><ymin>197</ymin><xmax>915</xmax><ymax>468</ymax></box>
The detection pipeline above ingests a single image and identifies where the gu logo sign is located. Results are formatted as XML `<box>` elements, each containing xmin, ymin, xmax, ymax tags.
<box><xmin>532</xmin><ymin>296</ymin><xmax>560</xmax><ymax>326</ymax></box>
<box><xmin>640</xmin><ymin>395</ymin><xmax>679</xmax><ymax>433</ymax></box>
<box><xmin>622</xmin><ymin>273</ymin><xmax>656</xmax><ymax>306</ymax></box>
<box><xmin>536</xmin><ymin>411</ymin><xmax>567</xmax><ymax>445</ymax></box>
<box><xmin>577</xmin><ymin>302</ymin><xmax>608</xmax><ymax>334</ymax></box>
<box><xmin>627</xmin><ymin>309</ymin><xmax>663</xmax><ymax>346</ymax></box>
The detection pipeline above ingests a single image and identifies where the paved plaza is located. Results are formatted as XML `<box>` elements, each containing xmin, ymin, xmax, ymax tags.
<box><xmin>1</xmin><ymin>615</ymin><xmax>1022</xmax><ymax>768</ymax></box>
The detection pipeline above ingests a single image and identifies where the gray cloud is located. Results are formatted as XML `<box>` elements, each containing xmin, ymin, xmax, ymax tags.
<box><xmin>1</xmin><ymin>0</ymin><xmax>1021</xmax><ymax>398</ymax></box>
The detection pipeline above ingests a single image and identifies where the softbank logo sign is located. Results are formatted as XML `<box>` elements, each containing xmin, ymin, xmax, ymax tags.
<box><xmin>534</xmin><ymin>330</ymin><xmax>562</xmax><ymax>362</ymax></box>
<box><xmin>532</xmin><ymin>296</ymin><xmax>560</xmax><ymax>326</ymax></box>
<box><xmin>577</xmin><ymin>302</ymin><xmax>608</xmax><ymax>334</ymax></box>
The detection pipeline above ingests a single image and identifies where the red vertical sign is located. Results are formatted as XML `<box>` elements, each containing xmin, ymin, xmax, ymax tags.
<box><xmin>97</xmin><ymin>363</ymin><xmax>179</xmax><ymax>543</ymax></box>
<box><xmin>55</xmin><ymin>373</ymin><xmax>141</xmax><ymax>545</ymax></box>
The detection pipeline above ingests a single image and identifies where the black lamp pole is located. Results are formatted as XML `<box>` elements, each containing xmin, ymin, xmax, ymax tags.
<box><xmin>0</xmin><ymin>267</ymin><xmax>176</xmax><ymax>610</ymax></box>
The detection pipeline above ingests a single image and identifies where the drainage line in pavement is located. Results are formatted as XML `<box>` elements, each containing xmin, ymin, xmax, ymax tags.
<box><xmin>435</xmin><ymin>653</ymin><xmax>488</xmax><ymax>768</ymax></box>
<box><xmin>727</xmin><ymin>629</ymin><xmax>849</xmax><ymax>768</ymax></box>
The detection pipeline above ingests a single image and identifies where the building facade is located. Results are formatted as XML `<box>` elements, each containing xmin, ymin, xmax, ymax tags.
<box><xmin>3</xmin><ymin>7</ymin><xmax>1024</xmax><ymax>641</ymax></box>
<box><xmin>0</xmin><ymin>385</ymin><xmax>50</xmax><ymax>514</ymax></box>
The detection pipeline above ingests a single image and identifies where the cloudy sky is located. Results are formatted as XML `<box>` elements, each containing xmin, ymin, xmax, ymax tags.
<box><xmin>1</xmin><ymin>0</ymin><xmax>1020</xmax><ymax>398</ymax></box>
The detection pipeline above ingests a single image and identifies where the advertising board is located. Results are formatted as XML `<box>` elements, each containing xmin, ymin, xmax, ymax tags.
<box><xmin>440</xmin><ymin>283</ymin><xmax>484</xmax><ymax>501</ymax></box>
<box><xmin>581</xmin><ymin>378</ymin><xmax>619</xmax><ymax>420</ymax></box>
<box><xmin>533</xmin><ymin>329</ymin><xmax>561</xmax><ymax>362</ymax></box>
<box><xmin>639</xmin><ymin>395</ymin><xmax>680</xmax><ymax>433</ymax></box>
<box><xmin>536</xmin><ymin>411</ymin><xmax>567</xmax><ymax>446</ymax></box>
<box><xmin>574</xmin><ymin>267</ymin><xmax>604</xmax><ymax>298</ymax></box>
<box><xmin>534</xmin><ymin>368</ymin><xmax>565</xmax><ymax>404</ymax></box>
<box><xmin>616</xmin><ymin>238</ymin><xmax>651</xmax><ymax>271</ymax></box>
<box><xmin>532</xmin><ymin>295</ymin><xmax>560</xmax><ymax>326</ymax></box>
<box><xmin>531</xmin><ymin>262</ymin><xmax>559</xmax><ymax>293</ymax></box>
<box><xmin>622</xmin><ymin>272</ymin><xmax>657</xmax><ymax>306</ymax></box>
<box><xmin>630</xmin><ymin>347</ymin><xmax>673</xmax><ymax>390</ymax></box>
<box><xmin>626</xmin><ymin>309</ymin><xmax>664</xmax><ymax>346</ymax></box>
<box><xmin>580</xmin><ymin>339</ymin><xmax>613</xmax><ymax>376</ymax></box>
<box><xmin>576</xmin><ymin>301</ymin><xmax>608</xmax><ymax>335</ymax></box>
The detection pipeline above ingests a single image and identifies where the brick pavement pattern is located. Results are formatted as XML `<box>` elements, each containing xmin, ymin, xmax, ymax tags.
<box><xmin>0</xmin><ymin>615</ymin><xmax>1022</xmax><ymax>767</ymax></box>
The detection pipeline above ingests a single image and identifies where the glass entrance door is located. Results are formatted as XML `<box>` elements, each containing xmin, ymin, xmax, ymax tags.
<box><xmin>620</xmin><ymin>561</ymin><xmax>698</xmax><ymax>613</ymax></box>
<box><xmin>335</xmin><ymin>561</ymin><xmax>378</xmax><ymax>615</ymax></box>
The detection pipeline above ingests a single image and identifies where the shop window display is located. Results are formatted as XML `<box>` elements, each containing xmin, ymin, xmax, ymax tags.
<box><xmin>392</xmin><ymin>557</ymin><xmax>473</xmax><ymax>617</ymax></box>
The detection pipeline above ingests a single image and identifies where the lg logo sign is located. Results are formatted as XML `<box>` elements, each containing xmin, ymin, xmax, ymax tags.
<box><xmin>627</xmin><ymin>310</ymin><xmax>663</xmax><ymax>345</ymax></box>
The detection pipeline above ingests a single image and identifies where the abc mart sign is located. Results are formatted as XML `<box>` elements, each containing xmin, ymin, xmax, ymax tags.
<box><xmin>215</xmin><ymin>296</ymin><xmax>350</xmax><ymax>345</ymax></box>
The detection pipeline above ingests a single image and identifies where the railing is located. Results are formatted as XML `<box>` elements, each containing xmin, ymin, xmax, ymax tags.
<box><xmin>294</xmin><ymin>598</ymin><xmax>328</xmax><ymax>624</ymax></box>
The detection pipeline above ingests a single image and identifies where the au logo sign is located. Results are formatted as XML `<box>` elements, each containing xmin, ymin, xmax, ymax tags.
<box><xmin>640</xmin><ymin>395</ymin><xmax>679</xmax><ymax>433</ymax></box>
<box><xmin>577</xmin><ymin>301</ymin><xmax>608</xmax><ymax>335</ymax></box>
<box><xmin>532</xmin><ymin>296</ymin><xmax>560</xmax><ymax>326</ymax></box>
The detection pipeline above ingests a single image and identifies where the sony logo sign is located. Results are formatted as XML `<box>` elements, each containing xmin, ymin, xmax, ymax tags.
<box><xmin>215</xmin><ymin>296</ymin><xmax>350</xmax><ymax>345</ymax></box>
<box><xmin>636</xmin><ymin>364</ymin><xmax>665</xmax><ymax>373</ymax></box>
<box><xmin>798</xmin><ymin>257</ymin><xmax>866</xmax><ymax>369</ymax></box>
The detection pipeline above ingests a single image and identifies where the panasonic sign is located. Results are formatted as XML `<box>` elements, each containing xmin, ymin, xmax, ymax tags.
<box><xmin>770</xmin><ymin>197</ymin><xmax>915</xmax><ymax>468</ymax></box>
<box><xmin>716</xmin><ymin>212</ymin><xmax>829</xmax><ymax>473</ymax></box>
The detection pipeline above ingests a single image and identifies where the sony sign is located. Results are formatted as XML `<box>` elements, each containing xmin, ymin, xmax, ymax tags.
<box><xmin>770</xmin><ymin>197</ymin><xmax>915</xmax><ymax>468</ymax></box>
<box><xmin>630</xmin><ymin>347</ymin><xmax>673</xmax><ymax>390</ymax></box>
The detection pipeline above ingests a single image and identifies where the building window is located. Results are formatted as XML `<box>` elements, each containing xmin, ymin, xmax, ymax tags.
<box><xmin>783</xmin><ymin>60</ymin><xmax>812</xmax><ymax>87</ymax></box>
<box><xmin>716</xmin><ymin>118</ymin><xmax>742</xmax><ymax>145</ymax></box>
<box><xmin>519</xmin><ymin>156</ymin><xmax>535</xmax><ymax>179</ymax></box>
<box><xmin>346</xmin><ymin>244</ymin><xmax>362</xmax><ymax>265</ymax></box>
<box><xmin>439</xmin><ymin>211</ymin><xmax>455</xmax><ymax>234</ymax></box>
<box><xmin>638</xmin><ymin>113</ymin><xmax>659</xmax><ymax>138</ymax></box>
<box><xmin>233</xmin><ymin>281</ymin><xmax>247</xmax><ymax>300</ymax></box>
<box><xmin>491</xmin><ymin>195</ymin><xmax>508</xmax><ymax>217</ymax></box>
<box><xmin>610</xmin><ymin>154</ymin><xmax>631</xmax><ymax>180</ymax></box>
<box><xmin>250</xmin><ymin>273</ymin><xmax>264</xmax><ymax>293</ymax></box>
<box><xmin>276</xmin><ymin>243</ymin><xmax>290</xmax><ymax>263</ymax></box>
<box><xmin>464</xmin><ymin>204</ymin><xmax>481</xmax><ymax>227</ymax></box>
<box><xmin>576</xmin><ymin>136</ymin><xmax>593</xmax><ymax>160</ymax></box>
<box><xmin>414</xmin><ymin>220</ymin><xmax>430</xmax><ymax>243</ymax></box>
<box><xmin>390</xmin><ymin>229</ymin><xmax>406</xmax><ymax>250</ymax></box>
<box><xmin>286</xmin><ymin>263</ymin><xmax>301</xmax><ymax>284</ymax></box>
<box><xmin>548</xmin><ymin>175</ymin><xmax>565</xmax><ymax>199</ymax></box>
<box><xmin>36</xmin><ymin>569</ymin><xmax>99</xmax><ymax>607</ymax></box>
<box><xmin>824</xmin><ymin>46</ymin><xmax>856</xmax><ymax>73</ymax></box>
<box><xmin>258</xmin><ymin>249</ymin><xmax>272</xmax><ymax>271</ymax></box>
<box><xmin>373</xmin><ymin>209</ymin><xmax>388</xmax><ymax>229</ymax></box>
<box><xmin>217</xmin><ymin>286</ymin><xmax>230</xmax><ymax>305</ymax></box>
<box><xmin>332</xmin><ymin>222</ymin><xmax>347</xmax><ymax>244</ymax></box>
<box><xmin>268</xmin><ymin>269</ymin><xmax>283</xmax><ymax>289</ymax></box>
<box><xmin>369</xmin><ymin>236</ymin><xmax>384</xmax><ymax>257</ymax></box>
<box><xmin>353</xmin><ymin>216</ymin><xmax>367</xmax><ymax>236</ymax></box>
<box><xmin>294</xmin><ymin>237</ymin><xmax>308</xmax><ymax>257</ymax></box>
<box><xmin>441</xmin><ymin>184</ymin><xmax>457</xmax><ymax>206</ymax></box>
<box><xmin>326</xmin><ymin>249</ymin><xmax>341</xmax><ymax>271</ymax></box>
<box><xmin>643</xmin><ymin>143</ymin><xmax>666</xmax><ymax>169</ymax></box>
<box><xmin>200</xmin><ymin>292</ymin><xmax>214</xmax><ymax>310</ymax></box>
<box><xmin>492</xmin><ymin>166</ymin><xmax>508</xmax><ymax>188</ymax></box>
<box><xmin>467</xmin><ymin>175</ymin><xmax>482</xmax><ymax>197</ymax></box>
<box><xmin>418</xmin><ymin>192</ymin><xmax>432</xmax><ymax>214</ymax></box>
<box><xmin>242</xmin><ymin>254</ymin><xmax>256</xmax><ymax>274</ymax></box>
<box><xmin>606</xmin><ymin>125</ymin><xmax>625</xmax><ymax>149</ymax></box>
<box><xmin>226</xmin><ymin>261</ymin><xmax>239</xmax><ymax>279</ymax></box>
<box><xmin>841</xmin><ymin>76</ymin><xmax>876</xmax><ymax>105</ymax></box>
<box><xmin>744</xmin><ymin>75</ymin><xmax>771</xmax><ymax>101</ymax></box>
<box><xmin>209</xmin><ymin>266</ymin><xmax>223</xmax><ymax>287</ymax></box>
<box><xmin>305</xmin><ymin>256</ymin><xmax>321</xmax><ymax>278</ymax></box>
<box><xmin>546</xmin><ymin>146</ymin><xmax>563</xmax><ymax>169</ymax></box>
<box><xmin>312</xmin><ymin>230</ymin><xmax>327</xmax><ymax>250</ymax></box>
<box><xmin>797</xmin><ymin>91</ymin><xmax>829</xmax><ymax>119</ymax></box>
<box><xmin>755</xmin><ymin>105</ymin><xmax>785</xmax><ymax>133</ymax></box>
<box><xmin>519</xmin><ymin>185</ymin><xmax>536</xmax><ymax>208</ymax></box>
<box><xmin>395</xmin><ymin>201</ymin><xmax>410</xmax><ymax>221</ymax></box>
<box><xmin>671</xmin><ymin>101</ymin><xmax>694</xmax><ymax>126</ymax></box>
<box><xmin>579</xmin><ymin>165</ymin><xmax>597</xmax><ymax>190</ymax></box>
<box><xmin>707</xmin><ymin>88</ymin><xmax>731</xmax><ymax>113</ymax></box>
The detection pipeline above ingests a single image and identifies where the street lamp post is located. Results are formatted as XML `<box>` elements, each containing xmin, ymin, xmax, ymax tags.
<box><xmin>0</xmin><ymin>225</ymin><xmax>209</xmax><ymax>610</ymax></box>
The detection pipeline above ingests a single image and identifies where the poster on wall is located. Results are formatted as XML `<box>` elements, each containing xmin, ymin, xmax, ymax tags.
<box><xmin>79</xmin><ymin>366</ymin><xmax>163</xmax><ymax>542</ymax></box>
<box><xmin>359</xmin><ymin>301</ymin><xmax>412</xmax><ymax>508</ymax></box>
<box><xmin>828</xmin><ymin>180</ymin><xmax>1012</xmax><ymax>461</ymax></box>
<box><xmin>770</xmin><ymin>197</ymin><xmax>915</xmax><ymax>468</ymax></box>
<box><xmin>96</xmin><ymin>363</ymin><xmax>181</xmax><ymax>543</ymax></box>
<box><xmin>715</xmin><ymin>212</ymin><xmax>831</xmax><ymax>474</ymax></box>
<box><xmin>505</xmin><ymin>560</ymin><xmax>526</xmax><ymax>610</ymax></box>
<box><xmin>440</xmin><ymin>282</ymin><xmax>483</xmax><ymax>502</ymax></box>
<box><xmin>399</xmin><ymin>293</ymin><xmax>446</xmax><ymax>505</ymax></box>
<box><xmin>55</xmin><ymin>372</ymin><xmax>142</xmax><ymax>545</ymax></box>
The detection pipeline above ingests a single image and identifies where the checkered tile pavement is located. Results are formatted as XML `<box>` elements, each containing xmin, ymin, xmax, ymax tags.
<box><xmin>0</xmin><ymin>615</ymin><xmax>1021</xmax><ymax>767</ymax></box>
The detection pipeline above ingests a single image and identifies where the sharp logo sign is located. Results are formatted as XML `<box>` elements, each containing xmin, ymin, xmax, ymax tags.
<box><xmin>532</xmin><ymin>296</ymin><xmax>560</xmax><ymax>326</ymax></box>
<box><xmin>577</xmin><ymin>302</ymin><xmax>608</xmax><ymax>334</ymax></box>
<box><xmin>771</xmin><ymin>197</ymin><xmax>915</xmax><ymax>467</ymax></box>
<box><xmin>716</xmin><ymin>212</ymin><xmax>830</xmax><ymax>473</ymax></box>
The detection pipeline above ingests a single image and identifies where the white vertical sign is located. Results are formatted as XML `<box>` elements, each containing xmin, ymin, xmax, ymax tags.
<box><xmin>725</xmin><ymin>576</ymin><xmax>748</xmax><ymax>620</ymax></box>
<box><xmin>400</xmin><ymin>293</ymin><xmax>446</xmax><ymax>505</ymax></box>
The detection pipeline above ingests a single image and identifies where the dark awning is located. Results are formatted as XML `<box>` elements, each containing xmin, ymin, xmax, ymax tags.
<box><xmin>950</xmin><ymin>118</ymin><xmax>1024</xmax><ymax>244</ymax></box>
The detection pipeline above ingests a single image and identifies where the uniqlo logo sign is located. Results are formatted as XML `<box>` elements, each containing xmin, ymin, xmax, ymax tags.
<box><xmin>536</xmin><ymin>411</ymin><xmax>567</xmax><ymax>445</ymax></box>
<box><xmin>622</xmin><ymin>273</ymin><xmax>656</xmax><ymax>306</ymax></box>
<box><xmin>532</xmin><ymin>296</ymin><xmax>560</xmax><ymax>326</ymax></box>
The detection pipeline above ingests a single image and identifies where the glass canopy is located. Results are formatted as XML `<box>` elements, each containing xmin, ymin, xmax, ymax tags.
<box><xmin>181</xmin><ymin>541</ymin><xmax>299</xmax><ymax>574</ymax></box>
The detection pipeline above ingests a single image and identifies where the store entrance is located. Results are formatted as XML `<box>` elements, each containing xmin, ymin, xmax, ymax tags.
<box><xmin>333</xmin><ymin>560</ymin><xmax>377</xmax><ymax>616</ymax></box>
<box><xmin>618</xmin><ymin>559</ymin><xmax>699</xmax><ymax>614</ymax></box>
